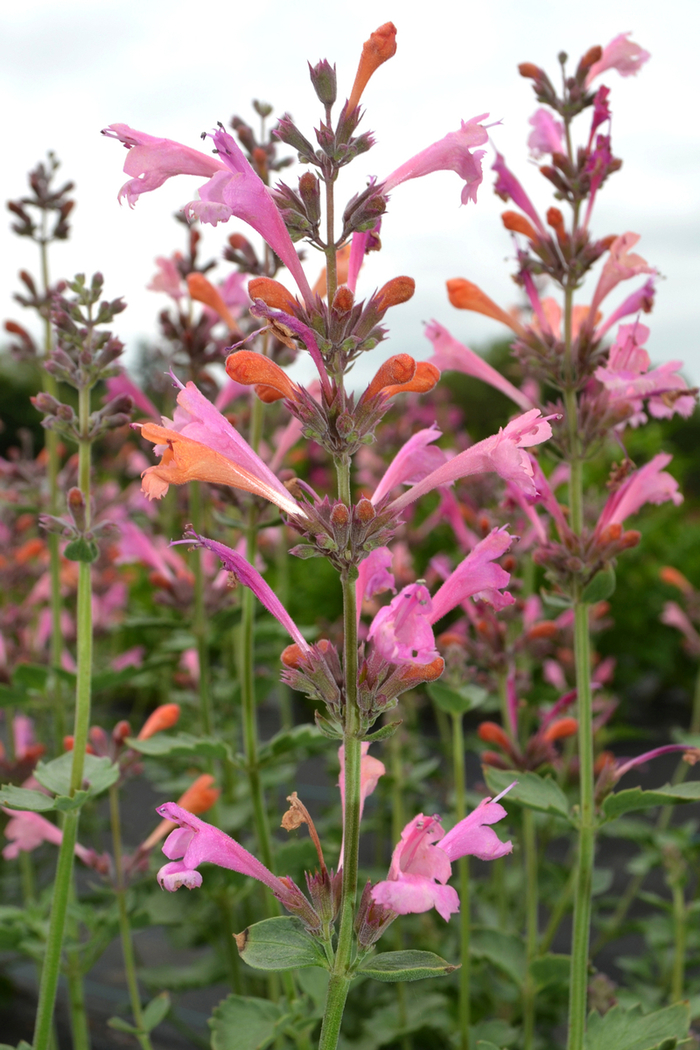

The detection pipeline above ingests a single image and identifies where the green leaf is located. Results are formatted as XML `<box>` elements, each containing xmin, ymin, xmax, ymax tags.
<box><xmin>581</xmin><ymin>564</ymin><xmax>616</xmax><ymax>603</ymax></box>
<box><xmin>54</xmin><ymin>790</ymin><xmax>90</xmax><ymax>812</ymax></box>
<box><xmin>142</xmin><ymin>991</ymin><xmax>170</xmax><ymax>1032</ymax></box>
<box><xmin>209</xmin><ymin>994</ymin><xmax>286</xmax><ymax>1050</ymax></box>
<box><xmin>359</xmin><ymin>950</ymin><xmax>457</xmax><ymax>982</ymax></box>
<box><xmin>0</xmin><ymin>1043</ymin><xmax>34</xmax><ymax>1050</ymax></box>
<box><xmin>12</xmin><ymin>663</ymin><xmax>50</xmax><ymax>691</ymax></box>
<box><xmin>475</xmin><ymin>1042</ymin><xmax>505</xmax><ymax>1050</ymax></box>
<box><xmin>296</xmin><ymin>967</ymin><xmax>329</xmax><ymax>1012</ymax></box>
<box><xmin>126</xmin><ymin>732</ymin><xmax>232</xmax><ymax>761</ymax></box>
<box><xmin>64</xmin><ymin>536</ymin><xmax>100</xmax><ymax>562</ymax></box>
<box><xmin>139</xmin><ymin>954</ymin><xmax>225</xmax><ymax>991</ymax></box>
<box><xmin>0</xmin><ymin>784</ymin><xmax>56</xmax><ymax>812</ymax></box>
<box><xmin>471</xmin><ymin>927</ymin><xmax>526</xmax><ymax>986</ymax></box>
<box><xmin>258</xmin><ymin>724</ymin><xmax>324</xmax><ymax>765</ymax></box>
<box><xmin>107</xmin><ymin>1016</ymin><xmax>138</xmax><ymax>1033</ymax></box>
<box><xmin>34</xmin><ymin>752</ymin><xmax>119</xmax><ymax>799</ymax></box>
<box><xmin>483</xmin><ymin>767</ymin><xmax>571</xmax><ymax>820</ymax></box>
<box><xmin>363</xmin><ymin>720</ymin><xmax>402</xmax><ymax>744</ymax></box>
<box><xmin>584</xmin><ymin>1002</ymin><xmax>690</xmax><ymax>1050</ymax></box>
<box><xmin>530</xmin><ymin>953</ymin><xmax>570</xmax><ymax>990</ymax></box>
<box><xmin>428</xmin><ymin>681</ymin><xmax>488</xmax><ymax>715</ymax></box>
<box><xmin>601</xmin><ymin>781</ymin><xmax>700</xmax><ymax>823</ymax></box>
<box><xmin>235</xmin><ymin>917</ymin><xmax>327</xmax><ymax>972</ymax></box>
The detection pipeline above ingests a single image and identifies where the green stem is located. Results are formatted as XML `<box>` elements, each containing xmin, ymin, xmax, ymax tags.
<box><xmin>540</xmin><ymin>865</ymin><xmax>575</xmax><ymax>955</ymax></box>
<box><xmin>522</xmin><ymin>810</ymin><xmax>538</xmax><ymax>1050</ymax></box>
<box><xmin>32</xmin><ymin>382</ymin><xmax>94</xmax><ymax>1050</ymax></box>
<box><xmin>452</xmin><ymin>713</ymin><xmax>470</xmax><ymax>1050</ymax></box>
<box><xmin>389</xmin><ymin>731</ymin><xmax>411</xmax><ymax>1050</ymax></box>
<box><xmin>319</xmin><ymin>456</ymin><xmax>360</xmax><ymax>1050</ymax></box>
<box><xmin>109</xmin><ymin>784</ymin><xmax>154</xmax><ymax>1050</ymax></box>
<box><xmin>323</xmin><ymin>169</ymin><xmax>338</xmax><ymax>304</ymax></box>
<box><xmin>566</xmin><ymin>598</ymin><xmax>595</xmax><ymax>1050</ymax></box>
<box><xmin>670</xmin><ymin>879</ymin><xmax>686</xmax><ymax>1002</ymax></box>
<box><xmin>189</xmin><ymin>480</ymin><xmax>213</xmax><ymax>738</ymax></box>
<box><xmin>65</xmin><ymin>927</ymin><xmax>91</xmax><ymax>1050</ymax></box>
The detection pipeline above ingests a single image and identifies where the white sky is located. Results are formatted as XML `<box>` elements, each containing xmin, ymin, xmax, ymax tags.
<box><xmin>2</xmin><ymin>0</ymin><xmax>699</xmax><ymax>389</ymax></box>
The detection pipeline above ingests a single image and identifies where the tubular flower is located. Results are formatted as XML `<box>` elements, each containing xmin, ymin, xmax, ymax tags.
<box><xmin>368</xmin><ymin>527</ymin><xmax>514</xmax><ymax>665</ymax></box>
<box><xmin>347</xmin><ymin>22</ymin><xmax>398</xmax><ymax>111</ymax></box>
<box><xmin>371</xmin><ymin>789</ymin><xmax>513</xmax><ymax>921</ymax></box>
<box><xmin>383</xmin><ymin>116</ymin><xmax>492</xmax><ymax>205</ymax></box>
<box><xmin>3</xmin><ymin>809</ymin><xmax>96</xmax><ymax>866</ymax></box>
<box><xmin>137</xmin><ymin>703</ymin><xmax>181</xmax><ymax>741</ymax></box>
<box><xmin>388</xmin><ymin>409</ymin><xmax>555</xmax><ymax>510</ymax></box>
<box><xmin>585</xmin><ymin>33</ymin><xmax>650</xmax><ymax>87</ymax></box>
<box><xmin>138</xmin><ymin>376</ymin><xmax>304</xmax><ymax>517</ymax></box>
<box><xmin>426</xmin><ymin>320</ymin><xmax>534</xmax><ymax>411</ymax></box>
<box><xmin>225</xmin><ymin>350</ymin><xmax>302</xmax><ymax>405</ymax></box>
<box><xmin>140</xmin><ymin>774</ymin><xmax>221</xmax><ymax>853</ymax></box>
<box><xmin>527</xmin><ymin>109</ymin><xmax>565</xmax><ymax>158</ymax></box>
<box><xmin>596</xmin><ymin>454</ymin><xmax>682</xmax><ymax>538</ymax></box>
<box><xmin>103</xmin><ymin>123</ymin><xmax>313</xmax><ymax>306</ymax></box>
<box><xmin>186</xmin><ymin>273</ymin><xmax>240</xmax><ymax>333</ymax></box>
<box><xmin>446</xmin><ymin>279</ymin><xmax>527</xmax><ymax>337</ymax></box>
<box><xmin>588</xmin><ymin>233</ymin><xmax>656</xmax><ymax>319</ymax></box>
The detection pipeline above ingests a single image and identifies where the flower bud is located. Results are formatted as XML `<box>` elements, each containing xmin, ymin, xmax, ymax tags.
<box><xmin>347</xmin><ymin>22</ymin><xmax>398</xmax><ymax>111</ymax></box>
<box><xmin>382</xmin><ymin>361</ymin><xmax>440</xmax><ymax>398</ymax></box>
<box><xmin>374</xmin><ymin>276</ymin><xmax>415</xmax><ymax>312</ymax></box>
<box><xmin>330</xmin><ymin>502</ymin><xmax>350</xmax><ymax>526</ymax></box>
<box><xmin>112</xmin><ymin>720</ymin><xmax>133</xmax><ymax>746</ymax></box>
<box><xmin>518</xmin><ymin>62</ymin><xmax>545</xmax><ymax>80</ymax></box>
<box><xmin>298</xmin><ymin>172</ymin><xmax>321</xmax><ymax>224</ymax></box>
<box><xmin>577</xmin><ymin>45</ymin><xmax>603</xmax><ymax>75</ymax></box>
<box><xmin>137</xmin><ymin>703</ymin><xmax>181</xmax><ymax>741</ymax></box>
<box><xmin>542</xmin><ymin>717</ymin><xmax>578</xmax><ymax>743</ymax></box>
<box><xmin>281</xmin><ymin>643</ymin><xmax>307</xmax><ymax>669</ymax></box>
<box><xmin>660</xmin><ymin>566</ymin><xmax>694</xmax><ymax>595</ymax></box>
<box><xmin>620</xmin><ymin>530</ymin><xmax>641</xmax><ymax>550</ymax></box>
<box><xmin>597</xmin><ymin>523</ymin><xmax>622</xmax><ymax>545</ymax></box>
<box><xmin>308</xmin><ymin>59</ymin><xmax>337</xmax><ymax>107</ymax></box>
<box><xmin>355</xmin><ymin>498</ymin><xmax>375</xmax><ymax>523</ymax></box>
<box><xmin>67</xmin><ymin>487</ymin><xmax>87</xmax><ymax>532</ymax></box>
<box><xmin>362</xmin><ymin>354</ymin><xmax>416</xmax><ymax>402</ymax></box>
<box><xmin>248</xmin><ymin>277</ymin><xmax>299</xmax><ymax>313</ymax></box>
<box><xmin>501</xmin><ymin>211</ymin><xmax>538</xmax><ymax>241</ymax></box>
<box><xmin>332</xmin><ymin>285</ymin><xmax>354</xmax><ymax>315</ymax></box>
<box><xmin>226</xmin><ymin>350</ymin><xmax>299</xmax><ymax>403</ymax></box>
<box><xmin>527</xmin><ymin>621</ymin><xmax>558</xmax><ymax>640</ymax></box>
<box><xmin>477</xmin><ymin>722</ymin><xmax>511</xmax><ymax>750</ymax></box>
<box><xmin>176</xmin><ymin>773</ymin><xmax>220</xmax><ymax>815</ymax></box>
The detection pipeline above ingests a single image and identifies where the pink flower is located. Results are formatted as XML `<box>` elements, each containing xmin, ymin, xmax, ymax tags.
<box><xmin>371</xmin><ymin>425</ymin><xmax>446</xmax><ymax>506</ymax></box>
<box><xmin>426</xmin><ymin>321</ymin><xmax>534</xmax><ymax>411</ymax></box>
<box><xmin>492</xmin><ymin>153</ymin><xmax>546</xmax><ymax>235</ymax></box>
<box><xmin>588</xmin><ymin>233</ymin><xmax>656</xmax><ymax>319</ymax></box>
<box><xmin>3</xmin><ymin>810</ymin><xmax>93</xmax><ymax>866</ymax></box>
<box><xmin>338</xmin><ymin>743</ymin><xmax>385</xmax><ymax>869</ymax></box>
<box><xmin>527</xmin><ymin>109</ymin><xmax>565</xmax><ymax>158</ymax></box>
<box><xmin>585</xmin><ymin>33</ymin><xmax>650</xmax><ymax>87</ymax></box>
<box><xmin>156</xmin><ymin>803</ymin><xmax>290</xmax><ymax>893</ymax></box>
<box><xmin>347</xmin><ymin>221</ymin><xmax>382</xmax><ymax>294</ymax></box>
<box><xmin>595</xmin><ymin>322</ymin><xmax>696</xmax><ymax>427</ymax></box>
<box><xmin>388</xmin><ymin>409</ymin><xmax>554</xmax><ymax>511</ymax></box>
<box><xmin>596</xmin><ymin>454</ymin><xmax>682</xmax><ymax>536</ymax></box>
<box><xmin>178</xmin><ymin>532</ymin><xmax>311</xmax><ymax>655</ymax></box>
<box><xmin>371</xmin><ymin>790</ymin><xmax>513</xmax><ymax>921</ymax></box>
<box><xmin>368</xmin><ymin>527</ymin><xmax>514</xmax><ymax>665</ymax></box>
<box><xmin>138</xmin><ymin>376</ymin><xmax>305</xmax><ymax>517</ymax></box>
<box><xmin>105</xmin><ymin>371</ymin><xmax>159</xmax><ymax>420</ymax></box>
<box><xmin>147</xmin><ymin>254</ymin><xmax>185</xmax><ymax>300</ymax></box>
<box><xmin>356</xmin><ymin>547</ymin><xmax>396</xmax><ymax>608</ymax></box>
<box><xmin>383</xmin><ymin>116</ymin><xmax>491</xmax><ymax>205</ymax></box>
<box><xmin>104</xmin><ymin>124</ymin><xmax>313</xmax><ymax>306</ymax></box>
<box><xmin>661</xmin><ymin>602</ymin><xmax>700</xmax><ymax>657</ymax></box>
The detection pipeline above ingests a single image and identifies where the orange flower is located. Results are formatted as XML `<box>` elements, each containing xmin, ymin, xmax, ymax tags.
<box><xmin>139</xmin><ymin>774</ymin><xmax>220</xmax><ymax>852</ymax></box>
<box><xmin>660</xmin><ymin>566</ymin><xmax>694</xmax><ymax>595</ymax></box>
<box><xmin>446</xmin><ymin>278</ymin><xmax>526</xmax><ymax>337</ymax></box>
<box><xmin>382</xmin><ymin>362</ymin><xmax>440</xmax><ymax>398</ymax></box>
<box><xmin>248</xmin><ymin>277</ymin><xmax>300</xmax><ymax>313</ymax></box>
<box><xmin>348</xmin><ymin>23</ymin><xmax>398</xmax><ymax>111</ymax></box>
<box><xmin>361</xmin><ymin>354</ymin><xmax>416</xmax><ymax>402</ymax></box>
<box><xmin>542</xmin><ymin>717</ymin><xmax>578</xmax><ymax>743</ymax></box>
<box><xmin>501</xmin><ymin>211</ymin><xmax>539</xmax><ymax>241</ymax></box>
<box><xmin>186</xmin><ymin>273</ymin><xmax>241</xmax><ymax>334</ymax></box>
<box><xmin>225</xmin><ymin>350</ymin><xmax>300</xmax><ymax>404</ymax></box>
<box><xmin>137</xmin><ymin>704</ymin><xmax>181</xmax><ymax>741</ymax></box>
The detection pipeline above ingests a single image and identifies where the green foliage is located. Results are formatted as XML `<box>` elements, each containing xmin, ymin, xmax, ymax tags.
<box><xmin>601</xmin><ymin>781</ymin><xmax>700</xmax><ymax>822</ymax></box>
<box><xmin>583</xmin><ymin>1002</ymin><xmax>690</xmax><ymax>1050</ymax></box>
<box><xmin>358</xmin><ymin>950</ymin><xmax>457</xmax><ymax>982</ymax></box>
<box><xmin>483</xmin><ymin>767</ymin><xmax>571</xmax><ymax>820</ymax></box>
<box><xmin>235</xmin><ymin>916</ymin><xmax>328</xmax><ymax>972</ymax></box>
<box><xmin>209</xmin><ymin>994</ymin><xmax>288</xmax><ymax>1050</ymax></box>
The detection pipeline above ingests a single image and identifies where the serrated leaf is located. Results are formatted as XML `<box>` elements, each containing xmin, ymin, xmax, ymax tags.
<box><xmin>126</xmin><ymin>732</ymin><xmax>231</xmax><ymax>761</ymax></box>
<box><xmin>359</xmin><ymin>950</ymin><xmax>457</xmax><ymax>982</ymax></box>
<box><xmin>601</xmin><ymin>781</ymin><xmax>700</xmax><ymax>823</ymax></box>
<box><xmin>530</xmin><ymin>953</ymin><xmax>570</xmax><ymax>990</ymax></box>
<box><xmin>34</xmin><ymin>752</ymin><xmax>119</xmax><ymax>799</ymax></box>
<box><xmin>235</xmin><ymin>916</ymin><xmax>327</xmax><ymax>972</ymax></box>
<box><xmin>0</xmin><ymin>785</ymin><xmax>56</xmax><ymax>812</ymax></box>
<box><xmin>581</xmin><ymin>565</ymin><xmax>616</xmax><ymax>603</ymax></box>
<box><xmin>584</xmin><ymin>1002</ymin><xmax>690</xmax><ymax>1050</ymax></box>
<box><xmin>483</xmin><ymin>767</ymin><xmax>570</xmax><ymax>820</ymax></box>
<box><xmin>209</xmin><ymin>994</ymin><xmax>286</xmax><ymax>1050</ymax></box>
<box><xmin>428</xmin><ymin>681</ymin><xmax>488</xmax><ymax>715</ymax></box>
<box><xmin>54</xmin><ymin>790</ymin><xmax>90</xmax><ymax>812</ymax></box>
<box><xmin>142</xmin><ymin>991</ymin><xmax>170</xmax><ymax>1031</ymax></box>
<box><xmin>471</xmin><ymin>927</ymin><xmax>526</xmax><ymax>986</ymax></box>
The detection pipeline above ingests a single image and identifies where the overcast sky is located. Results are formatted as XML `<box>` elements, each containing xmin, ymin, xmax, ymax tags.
<box><xmin>2</xmin><ymin>0</ymin><xmax>699</xmax><ymax>390</ymax></box>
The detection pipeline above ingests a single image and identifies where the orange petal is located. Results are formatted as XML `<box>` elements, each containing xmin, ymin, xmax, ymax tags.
<box><xmin>137</xmin><ymin>703</ymin><xmax>181</xmax><ymax>741</ymax></box>
<box><xmin>187</xmin><ymin>273</ymin><xmax>240</xmax><ymax>333</ymax></box>
<box><xmin>362</xmin><ymin>354</ymin><xmax>416</xmax><ymax>401</ymax></box>
<box><xmin>477</xmin><ymin>722</ymin><xmax>511</xmax><ymax>749</ymax></box>
<box><xmin>447</xmin><ymin>278</ymin><xmax>526</xmax><ymax>336</ymax></box>
<box><xmin>225</xmin><ymin>350</ymin><xmax>299</xmax><ymax>400</ymax></box>
<box><xmin>139</xmin><ymin>424</ymin><xmax>302</xmax><ymax>516</ymax></box>
<box><xmin>501</xmin><ymin>211</ymin><xmax>539</xmax><ymax>241</ymax></box>
<box><xmin>382</xmin><ymin>361</ymin><xmax>440</xmax><ymax>398</ymax></box>
<box><xmin>248</xmin><ymin>277</ymin><xmax>299</xmax><ymax>313</ymax></box>
<box><xmin>374</xmin><ymin>276</ymin><xmax>415</xmax><ymax>311</ymax></box>
<box><xmin>542</xmin><ymin>717</ymin><xmax>578</xmax><ymax>743</ymax></box>
<box><xmin>348</xmin><ymin>22</ymin><xmax>398</xmax><ymax>111</ymax></box>
<box><xmin>660</xmin><ymin>566</ymin><xmax>694</xmax><ymax>595</ymax></box>
<box><xmin>176</xmin><ymin>773</ymin><xmax>220</xmax><ymax>815</ymax></box>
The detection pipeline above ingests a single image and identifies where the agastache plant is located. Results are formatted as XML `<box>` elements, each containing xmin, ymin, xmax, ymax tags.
<box><xmin>96</xmin><ymin>22</ymin><xmax>559</xmax><ymax>1050</ymax></box>
<box><xmin>435</xmin><ymin>31</ymin><xmax>696</xmax><ymax>1050</ymax></box>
